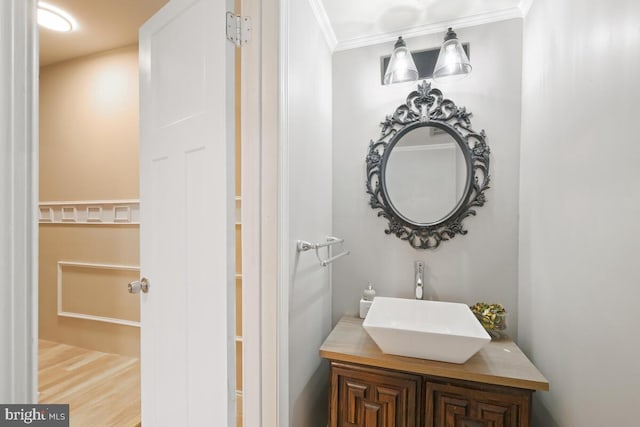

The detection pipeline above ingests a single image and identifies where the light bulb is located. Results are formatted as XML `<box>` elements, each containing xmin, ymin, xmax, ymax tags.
<box><xmin>383</xmin><ymin>36</ymin><xmax>419</xmax><ymax>85</ymax></box>
<box><xmin>433</xmin><ymin>28</ymin><xmax>471</xmax><ymax>82</ymax></box>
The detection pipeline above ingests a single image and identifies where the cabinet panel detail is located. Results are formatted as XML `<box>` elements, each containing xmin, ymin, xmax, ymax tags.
<box><xmin>458</xmin><ymin>419</ymin><xmax>488</xmax><ymax>427</ymax></box>
<box><xmin>426</xmin><ymin>381</ymin><xmax>530</xmax><ymax>427</ymax></box>
<box><xmin>377</xmin><ymin>386</ymin><xmax>401</xmax><ymax>426</ymax></box>
<box><xmin>477</xmin><ymin>402</ymin><xmax>510</xmax><ymax>427</ymax></box>
<box><xmin>345</xmin><ymin>380</ymin><xmax>368</xmax><ymax>424</ymax></box>
<box><xmin>364</xmin><ymin>401</ymin><xmax>383</xmax><ymax>426</ymax></box>
<box><xmin>437</xmin><ymin>395</ymin><xmax>469</xmax><ymax>426</ymax></box>
<box><xmin>330</xmin><ymin>362</ymin><xmax>420</xmax><ymax>427</ymax></box>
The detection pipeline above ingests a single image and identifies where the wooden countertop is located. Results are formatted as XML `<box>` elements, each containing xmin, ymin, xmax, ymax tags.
<box><xmin>320</xmin><ymin>316</ymin><xmax>549</xmax><ymax>392</ymax></box>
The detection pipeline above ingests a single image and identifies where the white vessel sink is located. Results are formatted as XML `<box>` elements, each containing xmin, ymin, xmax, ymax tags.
<box><xmin>362</xmin><ymin>297</ymin><xmax>490</xmax><ymax>364</ymax></box>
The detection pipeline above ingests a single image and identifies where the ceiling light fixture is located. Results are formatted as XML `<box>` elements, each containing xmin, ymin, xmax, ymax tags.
<box><xmin>37</xmin><ymin>2</ymin><xmax>77</xmax><ymax>32</ymax></box>
<box><xmin>433</xmin><ymin>27</ymin><xmax>472</xmax><ymax>82</ymax></box>
<box><xmin>383</xmin><ymin>36</ymin><xmax>419</xmax><ymax>85</ymax></box>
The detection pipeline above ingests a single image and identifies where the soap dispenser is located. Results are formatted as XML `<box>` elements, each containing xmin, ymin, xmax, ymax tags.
<box><xmin>359</xmin><ymin>283</ymin><xmax>376</xmax><ymax>319</ymax></box>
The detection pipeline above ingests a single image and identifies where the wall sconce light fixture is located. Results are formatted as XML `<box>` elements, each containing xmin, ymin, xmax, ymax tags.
<box><xmin>383</xmin><ymin>36</ymin><xmax>419</xmax><ymax>85</ymax></box>
<box><xmin>433</xmin><ymin>27</ymin><xmax>472</xmax><ymax>82</ymax></box>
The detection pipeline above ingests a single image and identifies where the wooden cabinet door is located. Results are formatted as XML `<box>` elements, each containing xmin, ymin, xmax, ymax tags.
<box><xmin>425</xmin><ymin>381</ymin><xmax>531</xmax><ymax>427</ymax></box>
<box><xmin>330</xmin><ymin>362</ymin><xmax>421</xmax><ymax>427</ymax></box>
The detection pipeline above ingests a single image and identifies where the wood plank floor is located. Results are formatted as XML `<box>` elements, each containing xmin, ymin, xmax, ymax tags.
<box><xmin>39</xmin><ymin>340</ymin><xmax>141</xmax><ymax>427</ymax></box>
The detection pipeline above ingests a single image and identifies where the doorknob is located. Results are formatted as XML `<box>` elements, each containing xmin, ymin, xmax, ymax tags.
<box><xmin>128</xmin><ymin>277</ymin><xmax>150</xmax><ymax>294</ymax></box>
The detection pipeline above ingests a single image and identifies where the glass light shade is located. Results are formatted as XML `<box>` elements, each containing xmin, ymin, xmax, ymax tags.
<box><xmin>433</xmin><ymin>28</ymin><xmax>471</xmax><ymax>82</ymax></box>
<box><xmin>38</xmin><ymin>2</ymin><xmax>77</xmax><ymax>32</ymax></box>
<box><xmin>383</xmin><ymin>37</ymin><xmax>419</xmax><ymax>85</ymax></box>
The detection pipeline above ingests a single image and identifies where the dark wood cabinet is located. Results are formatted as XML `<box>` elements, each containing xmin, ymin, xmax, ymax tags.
<box><xmin>425</xmin><ymin>379</ymin><xmax>530</xmax><ymax>427</ymax></box>
<box><xmin>321</xmin><ymin>318</ymin><xmax>548</xmax><ymax>427</ymax></box>
<box><xmin>330</xmin><ymin>362</ymin><xmax>421</xmax><ymax>427</ymax></box>
<box><xmin>329</xmin><ymin>362</ymin><xmax>533</xmax><ymax>427</ymax></box>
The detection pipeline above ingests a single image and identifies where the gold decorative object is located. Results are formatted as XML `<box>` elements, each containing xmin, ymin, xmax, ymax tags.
<box><xmin>470</xmin><ymin>302</ymin><xmax>507</xmax><ymax>339</ymax></box>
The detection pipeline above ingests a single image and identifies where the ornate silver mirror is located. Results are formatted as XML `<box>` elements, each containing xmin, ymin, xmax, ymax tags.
<box><xmin>366</xmin><ymin>81</ymin><xmax>490</xmax><ymax>249</ymax></box>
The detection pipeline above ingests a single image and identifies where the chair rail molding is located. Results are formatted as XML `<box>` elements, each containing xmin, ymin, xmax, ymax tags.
<box><xmin>39</xmin><ymin>200</ymin><xmax>140</xmax><ymax>225</ymax></box>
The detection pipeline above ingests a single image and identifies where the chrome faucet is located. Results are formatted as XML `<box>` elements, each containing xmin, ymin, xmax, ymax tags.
<box><xmin>415</xmin><ymin>261</ymin><xmax>424</xmax><ymax>300</ymax></box>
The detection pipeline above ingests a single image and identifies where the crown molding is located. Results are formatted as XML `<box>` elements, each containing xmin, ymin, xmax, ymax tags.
<box><xmin>519</xmin><ymin>0</ymin><xmax>535</xmax><ymax>17</ymax></box>
<box><xmin>333</xmin><ymin>6</ymin><xmax>525</xmax><ymax>52</ymax></box>
<box><xmin>307</xmin><ymin>0</ymin><xmax>337</xmax><ymax>51</ymax></box>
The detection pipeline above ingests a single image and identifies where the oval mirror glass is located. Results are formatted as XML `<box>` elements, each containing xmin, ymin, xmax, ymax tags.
<box><xmin>384</xmin><ymin>124</ymin><xmax>468</xmax><ymax>225</ymax></box>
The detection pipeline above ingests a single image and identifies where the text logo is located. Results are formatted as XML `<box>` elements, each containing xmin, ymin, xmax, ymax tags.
<box><xmin>0</xmin><ymin>405</ymin><xmax>68</xmax><ymax>427</ymax></box>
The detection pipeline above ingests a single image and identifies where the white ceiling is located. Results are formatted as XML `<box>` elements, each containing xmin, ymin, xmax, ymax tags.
<box><xmin>315</xmin><ymin>0</ymin><xmax>532</xmax><ymax>51</ymax></box>
<box><xmin>39</xmin><ymin>0</ymin><xmax>168</xmax><ymax>66</ymax></box>
<box><xmin>39</xmin><ymin>0</ymin><xmax>532</xmax><ymax>66</ymax></box>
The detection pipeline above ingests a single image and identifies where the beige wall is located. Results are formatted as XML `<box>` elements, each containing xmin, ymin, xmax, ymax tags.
<box><xmin>39</xmin><ymin>45</ymin><xmax>140</xmax><ymax>357</ymax></box>
<box><xmin>39</xmin><ymin>226</ymin><xmax>140</xmax><ymax>356</ymax></box>
<box><xmin>40</xmin><ymin>45</ymin><xmax>139</xmax><ymax>200</ymax></box>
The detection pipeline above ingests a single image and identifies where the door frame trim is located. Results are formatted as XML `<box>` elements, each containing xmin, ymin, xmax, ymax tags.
<box><xmin>2</xmin><ymin>1</ymin><xmax>278</xmax><ymax>422</ymax></box>
<box><xmin>0</xmin><ymin>0</ymin><xmax>39</xmax><ymax>403</ymax></box>
<box><xmin>276</xmin><ymin>0</ymin><xmax>290</xmax><ymax>425</ymax></box>
<box><xmin>241</xmin><ymin>0</ymin><xmax>268</xmax><ymax>425</ymax></box>
<box><xmin>241</xmin><ymin>0</ymin><xmax>280</xmax><ymax>425</ymax></box>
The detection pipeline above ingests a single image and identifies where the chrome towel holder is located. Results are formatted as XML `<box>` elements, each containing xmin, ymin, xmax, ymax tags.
<box><xmin>296</xmin><ymin>236</ymin><xmax>350</xmax><ymax>267</ymax></box>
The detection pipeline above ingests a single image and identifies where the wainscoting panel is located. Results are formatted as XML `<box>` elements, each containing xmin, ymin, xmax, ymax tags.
<box><xmin>57</xmin><ymin>261</ymin><xmax>141</xmax><ymax>327</ymax></box>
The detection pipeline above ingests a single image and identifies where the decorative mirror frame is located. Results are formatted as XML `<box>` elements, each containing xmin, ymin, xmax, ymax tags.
<box><xmin>366</xmin><ymin>81</ymin><xmax>491</xmax><ymax>249</ymax></box>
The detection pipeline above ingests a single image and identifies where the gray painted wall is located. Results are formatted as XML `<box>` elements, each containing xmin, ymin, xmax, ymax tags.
<box><xmin>519</xmin><ymin>1</ymin><xmax>640</xmax><ymax>425</ymax></box>
<box><xmin>331</xmin><ymin>19</ymin><xmax>523</xmax><ymax>337</ymax></box>
<box><xmin>285</xmin><ymin>0</ymin><xmax>333</xmax><ymax>426</ymax></box>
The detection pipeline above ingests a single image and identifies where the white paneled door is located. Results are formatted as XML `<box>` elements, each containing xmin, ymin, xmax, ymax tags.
<box><xmin>139</xmin><ymin>0</ymin><xmax>235</xmax><ymax>425</ymax></box>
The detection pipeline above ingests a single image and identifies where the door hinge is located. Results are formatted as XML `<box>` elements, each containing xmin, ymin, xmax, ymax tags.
<box><xmin>226</xmin><ymin>12</ymin><xmax>251</xmax><ymax>47</ymax></box>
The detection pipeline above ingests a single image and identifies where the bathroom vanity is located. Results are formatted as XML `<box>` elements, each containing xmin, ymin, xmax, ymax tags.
<box><xmin>320</xmin><ymin>316</ymin><xmax>548</xmax><ymax>427</ymax></box>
